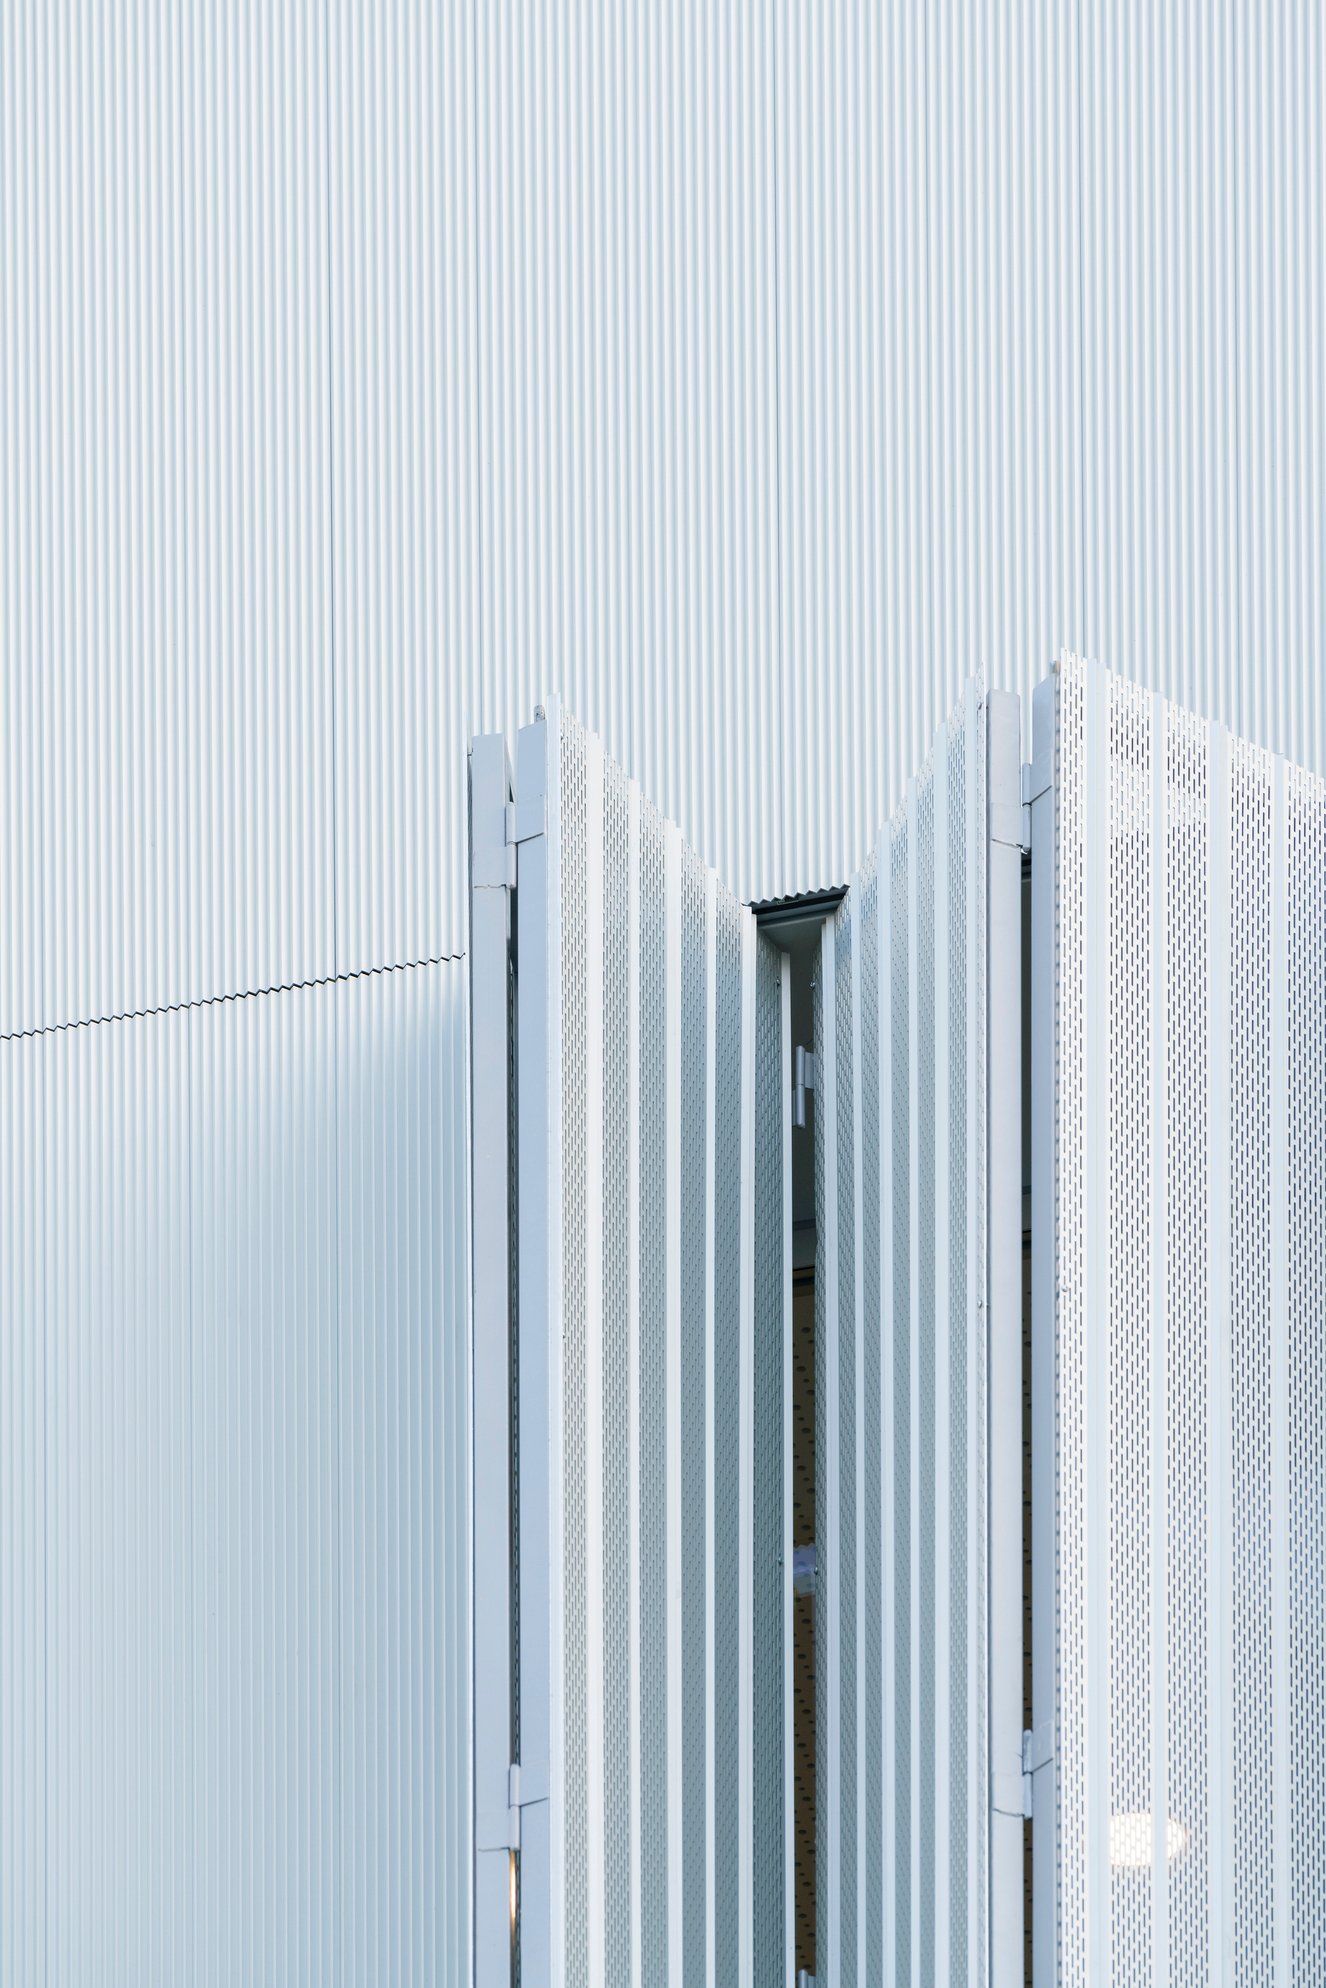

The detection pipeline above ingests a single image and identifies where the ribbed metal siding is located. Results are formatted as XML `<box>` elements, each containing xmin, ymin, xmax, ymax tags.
<box><xmin>0</xmin><ymin>962</ymin><xmax>470</xmax><ymax>1985</ymax></box>
<box><xmin>815</xmin><ymin>683</ymin><xmax>990</xmax><ymax>1985</ymax></box>
<box><xmin>1043</xmin><ymin>655</ymin><xmax>1326</xmax><ymax>1986</ymax></box>
<box><xmin>517</xmin><ymin>701</ymin><xmax>789</xmax><ymax>1984</ymax></box>
<box><xmin>7</xmin><ymin>5</ymin><xmax>1325</xmax><ymax>1037</ymax></box>
<box><xmin>1</xmin><ymin>1</ymin><xmax>336</xmax><ymax>1038</ymax></box>
<box><xmin>327</xmin><ymin>0</ymin><xmax>478</xmax><ymax>981</ymax></box>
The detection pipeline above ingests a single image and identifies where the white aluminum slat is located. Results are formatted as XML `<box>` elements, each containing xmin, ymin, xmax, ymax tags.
<box><xmin>815</xmin><ymin>678</ymin><xmax>1005</xmax><ymax>1984</ymax></box>
<box><xmin>1269</xmin><ymin>759</ymin><xmax>1291</xmax><ymax>1988</ymax></box>
<box><xmin>469</xmin><ymin>736</ymin><xmax>516</xmax><ymax>1988</ymax></box>
<box><xmin>987</xmin><ymin>687</ymin><xmax>1026</xmax><ymax>1986</ymax></box>
<box><xmin>933</xmin><ymin>725</ymin><xmax>953</xmax><ymax>1988</ymax></box>
<box><xmin>703</xmin><ymin>870</ymin><xmax>719</xmax><ymax>1988</ymax></box>
<box><xmin>491</xmin><ymin>701</ymin><xmax>787</xmax><ymax>1986</ymax></box>
<box><xmin>1149</xmin><ymin>695</ymin><xmax>1170</xmax><ymax>1987</ymax></box>
<box><xmin>665</xmin><ymin>820</ymin><xmax>684</xmax><ymax>1988</ymax></box>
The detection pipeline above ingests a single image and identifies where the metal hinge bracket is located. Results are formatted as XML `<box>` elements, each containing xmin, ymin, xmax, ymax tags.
<box><xmin>1021</xmin><ymin>1721</ymin><xmax>1055</xmax><ymax>1818</ymax></box>
<box><xmin>793</xmin><ymin>1542</ymin><xmax>817</xmax><ymax>1598</ymax></box>
<box><xmin>507</xmin><ymin>1762</ymin><xmax>522</xmax><ymax>1851</ymax></box>
<box><xmin>506</xmin><ymin>795</ymin><xmax>546</xmax><ymax>848</ymax></box>
<box><xmin>792</xmin><ymin>1046</ymin><xmax>819</xmax><ymax>1129</ymax></box>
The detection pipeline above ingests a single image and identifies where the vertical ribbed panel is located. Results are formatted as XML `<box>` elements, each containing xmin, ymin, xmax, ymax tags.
<box><xmin>331</xmin><ymin>964</ymin><xmax>471</xmax><ymax>1985</ymax></box>
<box><xmin>1235</xmin><ymin>6</ymin><xmax>1326</xmax><ymax>767</ymax></box>
<box><xmin>513</xmin><ymin>701</ymin><xmax>788</xmax><ymax>1983</ymax></box>
<box><xmin>6</xmin><ymin>4</ymin><xmax>1326</xmax><ymax>1016</ymax></box>
<box><xmin>327</xmin><ymin>0</ymin><xmax>478</xmax><ymax>977</ymax></box>
<box><xmin>774</xmin><ymin>1</ymin><xmax>1080</xmax><ymax>903</ymax></box>
<box><xmin>1079</xmin><ymin>4</ymin><xmax>1239</xmax><ymax>732</ymax></box>
<box><xmin>472</xmin><ymin>3</ymin><xmax>781</xmax><ymax>939</ymax></box>
<box><xmin>1</xmin><ymin>1</ymin><xmax>335</xmax><ymax>1036</ymax></box>
<box><xmin>0</xmin><ymin>1036</ymin><xmax>45</xmax><ymax>1984</ymax></box>
<box><xmin>1045</xmin><ymin>654</ymin><xmax>1326</xmax><ymax>1986</ymax></box>
<box><xmin>189</xmin><ymin>986</ymin><xmax>340</xmax><ymax>1988</ymax></box>
<box><xmin>815</xmin><ymin>682</ymin><xmax>990</xmax><ymax>1984</ymax></box>
<box><xmin>0</xmin><ymin>962</ymin><xmax>470</xmax><ymax>1985</ymax></box>
<box><xmin>713</xmin><ymin>888</ymin><xmax>744</xmax><ymax>1985</ymax></box>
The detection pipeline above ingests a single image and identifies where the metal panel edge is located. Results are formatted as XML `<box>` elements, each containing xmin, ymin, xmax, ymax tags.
<box><xmin>986</xmin><ymin>687</ymin><xmax>1025</xmax><ymax>1987</ymax></box>
<box><xmin>1030</xmin><ymin>671</ymin><xmax>1059</xmax><ymax>1988</ymax></box>
<box><xmin>469</xmin><ymin>733</ymin><xmax>517</xmax><ymax>1986</ymax></box>
<box><xmin>516</xmin><ymin>705</ymin><xmax>556</xmax><ymax>1986</ymax></box>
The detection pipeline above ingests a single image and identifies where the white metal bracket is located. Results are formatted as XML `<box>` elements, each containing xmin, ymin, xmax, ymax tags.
<box><xmin>507</xmin><ymin>1762</ymin><xmax>522</xmax><ymax>1851</ymax></box>
<box><xmin>471</xmin><ymin>740</ymin><xmax>519</xmax><ymax>891</ymax></box>
<box><xmin>506</xmin><ymin>795</ymin><xmax>547</xmax><ymax>847</ymax></box>
<box><xmin>1021</xmin><ymin>1720</ymin><xmax>1055</xmax><ymax>1819</ymax></box>
<box><xmin>792</xmin><ymin>1045</ymin><xmax>819</xmax><ymax>1129</ymax></box>
<box><xmin>1020</xmin><ymin>746</ymin><xmax>1052</xmax><ymax>857</ymax></box>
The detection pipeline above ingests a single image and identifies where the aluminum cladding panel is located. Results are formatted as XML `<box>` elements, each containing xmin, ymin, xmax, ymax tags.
<box><xmin>515</xmin><ymin>701</ymin><xmax>790</xmax><ymax>1985</ymax></box>
<box><xmin>815</xmin><ymin>681</ymin><xmax>991</xmax><ymax>1986</ymax></box>
<box><xmin>0</xmin><ymin>962</ymin><xmax>470</xmax><ymax>1985</ymax></box>
<box><xmin>1039</xmin><ymin>654</ymin><xmax>1326</xmax><ymax>1986</ymax></box>
<box><xmin>8</xmin><ymin>6</ymin><xmax>1326</xmax><ymax>1037</ymax></box>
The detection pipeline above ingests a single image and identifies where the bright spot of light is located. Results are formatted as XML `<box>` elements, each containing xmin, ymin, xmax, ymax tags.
<box><xmin>1110</xmin><ymin>1812</ymin><xmax>1190</xmax><ymax>1870</ymax></box>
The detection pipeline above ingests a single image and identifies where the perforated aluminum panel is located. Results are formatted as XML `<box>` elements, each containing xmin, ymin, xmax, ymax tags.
<box><xmin>1037</xmin><ymin>654</ymin><xmax>1326</xmax><ymax>1986</ymax></box>
<box><xmin>504</xmin><ymin>700</ymin><xmax>791</xmax><ymax>1986</ymax></box>
<box><xmin>815</xmin><ymin>681</ymin><xmax>994</xmax><ymax>1985</ymax></box>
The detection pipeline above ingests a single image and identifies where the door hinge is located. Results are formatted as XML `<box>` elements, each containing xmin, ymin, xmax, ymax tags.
<box><xmin>507</xmin><ymin>1762</ymin><xmax>522</xmax><ymax>1851</ymax></box>
<box><xmin>1021</xmin><ymin>1721</ymin><xmax>1055</xmax><ymax>1819</ymax></box>
<box><xmin>792</xmin><ymin>1046</ymin><xmax>819</xmax><ymax>1129</ymax></box>
<box><xmin>792</xmin><ymin>1542</ymin><xmax>817</xmax><ymax>1598</ymax></box>
<box><xmin>506</xmin><ymin>795</ymin><xmax>546</xmax><ymax>848</ymax></box>
<box><xmin>475</xmin><ymin>795</ymin><xmax>546</xmax><ymax>892</ymax></box>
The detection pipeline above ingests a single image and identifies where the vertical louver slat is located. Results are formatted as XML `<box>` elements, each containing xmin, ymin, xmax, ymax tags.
<box><xmin>815</xmin><ymin>679</ymin><xmax>1007</xmax><ymax>1984</ymax></box>
<box><xmin>507</xmin><ymin>700</ymin><xmax>789</xmax><ymax>1984</ymax></box>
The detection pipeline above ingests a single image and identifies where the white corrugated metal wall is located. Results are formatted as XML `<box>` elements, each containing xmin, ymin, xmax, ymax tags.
<box><xmin>4</xmin><ymin>3</ymin><xmax>1324</xmax><ymax>1035</ymax></box>
<box><xmin>2</xmin><ymin>1</ymin><xmax>1324</xmax><ymax>1979</ymax></box>
<box><xmin>0</xmin><ymin>964</ymin><xmax>470</xmax><ymax>1984</ymax></box>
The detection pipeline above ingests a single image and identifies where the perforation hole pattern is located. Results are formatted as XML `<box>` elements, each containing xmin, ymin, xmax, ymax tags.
<box><xmin>1164</xmin><ymin>701</ymin><xmax>1210</xmax><ymax>1981</ymax></box>
<box><xmin>558</xmin><ymin>710</ymin><xmax>590</xmax><ymax>1985</ymax></box>
<box><xmin>602</xmin><ymin>754</ymin><xmax>631</xmax><ymax>1978</ymax></box>
<box><xmin>638</xmin><ymin>796</ymin><xmax>668</xmax><ymax>1983</ymax></box>
<box><xmin>815</xmin><ymin>685</ymin><xmax>988</xmax><ymax>1985</ymax></box>
<box><xmin>1052</xmin><ymin>659</ymin><xmax>1326</xmax><ymax>1983</ymax></box>
<box><xmin>1231</xmin><ymin>738</ymin><xmax>1275</xmax><ymax>1982</ymax></box>
<box><xmin>543</xmin><ymin>718</ymin><xmax>789</xmax><ymax>1984</ymax></box>
<box><xmin>1107</xmin><ymin>679</ymin><xmax>1153</xmax><ymax>1982</ymax></box>
<box><xmin>1288</xmin><ymin>765</ymin><xmax>1326</xmax><ymax>1984</ymax></box>
<box><xmin>1055</xmin><ymin>662</ymin><xmax>1089</xmax><ymax>1984</ymax></box>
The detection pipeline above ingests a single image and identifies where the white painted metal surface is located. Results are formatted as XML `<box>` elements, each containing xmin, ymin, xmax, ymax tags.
<box><xmin>813</xmin><ymin>680</ymin><xmax>1021</xmax><ymax>1983</ymax></box>
<box><xmin>5</xmin><ymin>8</ymin><xmax>1326</xmax><ymax>1983</ymax></box>
<box><xmin>469</xmin><ymin>736</ymin><xmax>517</xmax><ymax>1988</ymax></box>
<box><xmin>0</xmin><ymin>963</ymin><xmax>471</xmax><ymax>1985</ymax></box>
<box><xmin>5</xmin><ymin>5</ymin><xmax>1325</xmax><ymax>1038</ymax></box>
<box><xmin>1033</xmin><ymin>654</ymin><xmax>1326</xmax><ymax>1986</ymax></box>
<box><xmin>491</xmin><ymin>701</ymin><xmax>791</xmax><ymax>1986</ymax></box>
